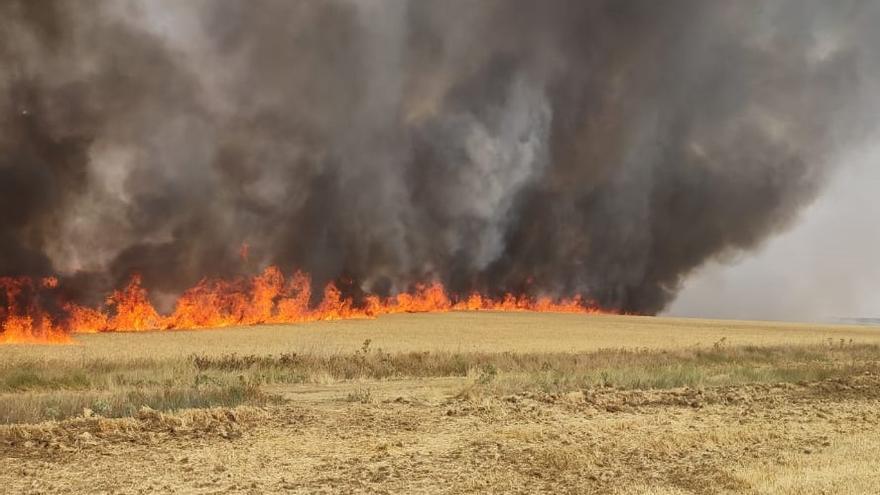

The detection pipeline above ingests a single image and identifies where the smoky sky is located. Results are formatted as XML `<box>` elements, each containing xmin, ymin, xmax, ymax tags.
<box><xmin>1</xmin><ymin>0</ymin><xmax>878</xmax><ymax>314</ymax></box>
<box><xmin>668</xmin><ymin>137</ymin><xmax>880</xmax><ymax>322</ymax></box>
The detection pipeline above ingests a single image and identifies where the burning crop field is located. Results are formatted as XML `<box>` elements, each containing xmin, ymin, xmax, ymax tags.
<box><xmin>0</xmin><ymin>266</ymin><xmax>604</xmax><ymax>344</ymax></box>
<box><xmin>3</xmin><ymin>0</ymin><xmax>880</xmax><ymax>493</ymax></box>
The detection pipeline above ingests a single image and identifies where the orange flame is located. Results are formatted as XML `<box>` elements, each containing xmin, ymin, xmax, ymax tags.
<box><xmin>106</xmin><ymin>275</ymin><xmax>164</xmax><ymax>331</ymax></box>
<box><xmin>0</xmin><ymin>266</ymin><xmax>609</xmax><ymax>344</ymax></box>
<box><xmin>0</xmin><ymin>277</ymin><xmax>71</xmax><ymax>344</ymax></box>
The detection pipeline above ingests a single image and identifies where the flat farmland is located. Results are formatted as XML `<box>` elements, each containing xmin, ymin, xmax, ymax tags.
<box><xmin>4</xmin><ymin>312</ymin><xmax>879</xmax><ymax>361</ymax></box>
<box><xmin>2</xmin><ymin>313</ymin><xmax>880</xmax><ymax>494</ymax></box>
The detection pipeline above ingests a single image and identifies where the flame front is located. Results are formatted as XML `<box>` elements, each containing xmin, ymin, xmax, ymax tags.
<box><xmin>0</xmin><ymin>266</ymin><xmax>608</xmax><ymax>344</ymax></box>
<box><xmin>0</xmin><ymin>277</ymin><xmax>71</xmax><ymax>344</ymax></box>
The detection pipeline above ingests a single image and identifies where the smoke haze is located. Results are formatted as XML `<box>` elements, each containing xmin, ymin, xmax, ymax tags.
<box><xmin>668</xmin><ymin>136</ymin><xmax>880</xmax><ymax>322</ymax></box>
<box><xmin>2</xmin><ymin>0</ymin><xmax>878</xmax><ymax>314</ymax></box>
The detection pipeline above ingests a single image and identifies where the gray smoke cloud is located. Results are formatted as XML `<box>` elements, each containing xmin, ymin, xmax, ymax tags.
<box><xmin>668</xmin><ymin>137</ymin><xmax>880</xmax><ymax>322</ymax></box>
<box><xmin>1</xmin><ymin>0</ymin><xmax>878</xmax><ymax>313</ymax></box>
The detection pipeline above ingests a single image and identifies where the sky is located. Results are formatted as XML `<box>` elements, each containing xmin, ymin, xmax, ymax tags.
<box><xmin>668</xmin><ymin>138</ymin><xmax>880</xmax><ymax>322</ymax></box>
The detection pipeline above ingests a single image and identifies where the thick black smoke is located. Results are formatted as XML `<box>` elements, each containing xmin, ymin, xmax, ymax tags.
<box><xmin>1</xmin><ymin>0</ymin><xmax>877</xmax><ymax>313</ymax></box>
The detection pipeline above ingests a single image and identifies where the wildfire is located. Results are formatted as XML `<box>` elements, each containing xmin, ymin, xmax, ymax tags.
<box><xmin>0</xmin><ymin>266</ymin><xmax>607</xmax><ymax>344</ymax></box>
<box><xmin>0</xmin><ymin>277</ymin><xmax>72</xmax><ymax>344</ymax></box>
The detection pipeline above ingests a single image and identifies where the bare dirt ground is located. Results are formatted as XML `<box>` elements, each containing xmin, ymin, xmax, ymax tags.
<box><xmin>2</xmin><ymin>313</ymin><xmax>880</xmax><ymax>494</ymax></box>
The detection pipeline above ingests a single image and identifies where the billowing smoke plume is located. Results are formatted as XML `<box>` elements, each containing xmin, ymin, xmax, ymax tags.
<box><xmin>1</xmin><ymin>0</ymin><xmax>877</xmax><ymax>313</ymax></box>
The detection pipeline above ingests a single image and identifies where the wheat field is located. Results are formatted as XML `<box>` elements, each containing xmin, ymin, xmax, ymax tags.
<box><xmin>2</xmin><ymin>312</ymin><xmax>880</xmax><ymax>494</ymax></box>
<box><xmin>5</xmin><ymin>312</ymin><xmax>879</xmax><ymax>361</ymax></box>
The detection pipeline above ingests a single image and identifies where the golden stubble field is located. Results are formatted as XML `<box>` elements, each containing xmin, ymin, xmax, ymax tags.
<box><xmin>2</xmin><ymin>312</ymin><xmax>880</xmax><ymax>494</ymax></box>
<box><xmin>7</xmin><ymin>312</ymin><xmax>880</xmax><ymax>360</ymax></box>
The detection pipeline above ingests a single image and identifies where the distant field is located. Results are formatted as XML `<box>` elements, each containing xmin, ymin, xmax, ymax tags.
<box><xmin>3</xmin><ymin>312</ymin><xmax>878</xmax><ymax>362</ymax></box>
<box><xmin>2</xmin><ymin>312</ymin><xmax>880</xmax><ymax>494</ymax></box>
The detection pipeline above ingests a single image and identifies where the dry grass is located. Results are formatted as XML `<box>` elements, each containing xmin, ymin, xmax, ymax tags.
<box><xmin>1</xmin><ymin>336</ymin><xmax>878</xmax><ymax>423</ymax></box>
<box><xmin>0</xmin><ymin>385</ymin><xmax>268</xmax><ymax>425</ymax></box>
<box><xmin>2</xmin><ymin>313</ymin><xmax>880</xmax><ymax>493</ymax></box>
<box><xmin>733</xmin><ymin>432</ymin><xmax>880</xmax><ymax>493</ymax></box>
<box><xmin>4</xmin><ymin>374</ymin><xmax>879</xmax><ymax>494</ymax></box>
<box><xmin>3</xmin><ymin>312</ymin><xmax>878</xmax><ymax>362</ymax></box>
